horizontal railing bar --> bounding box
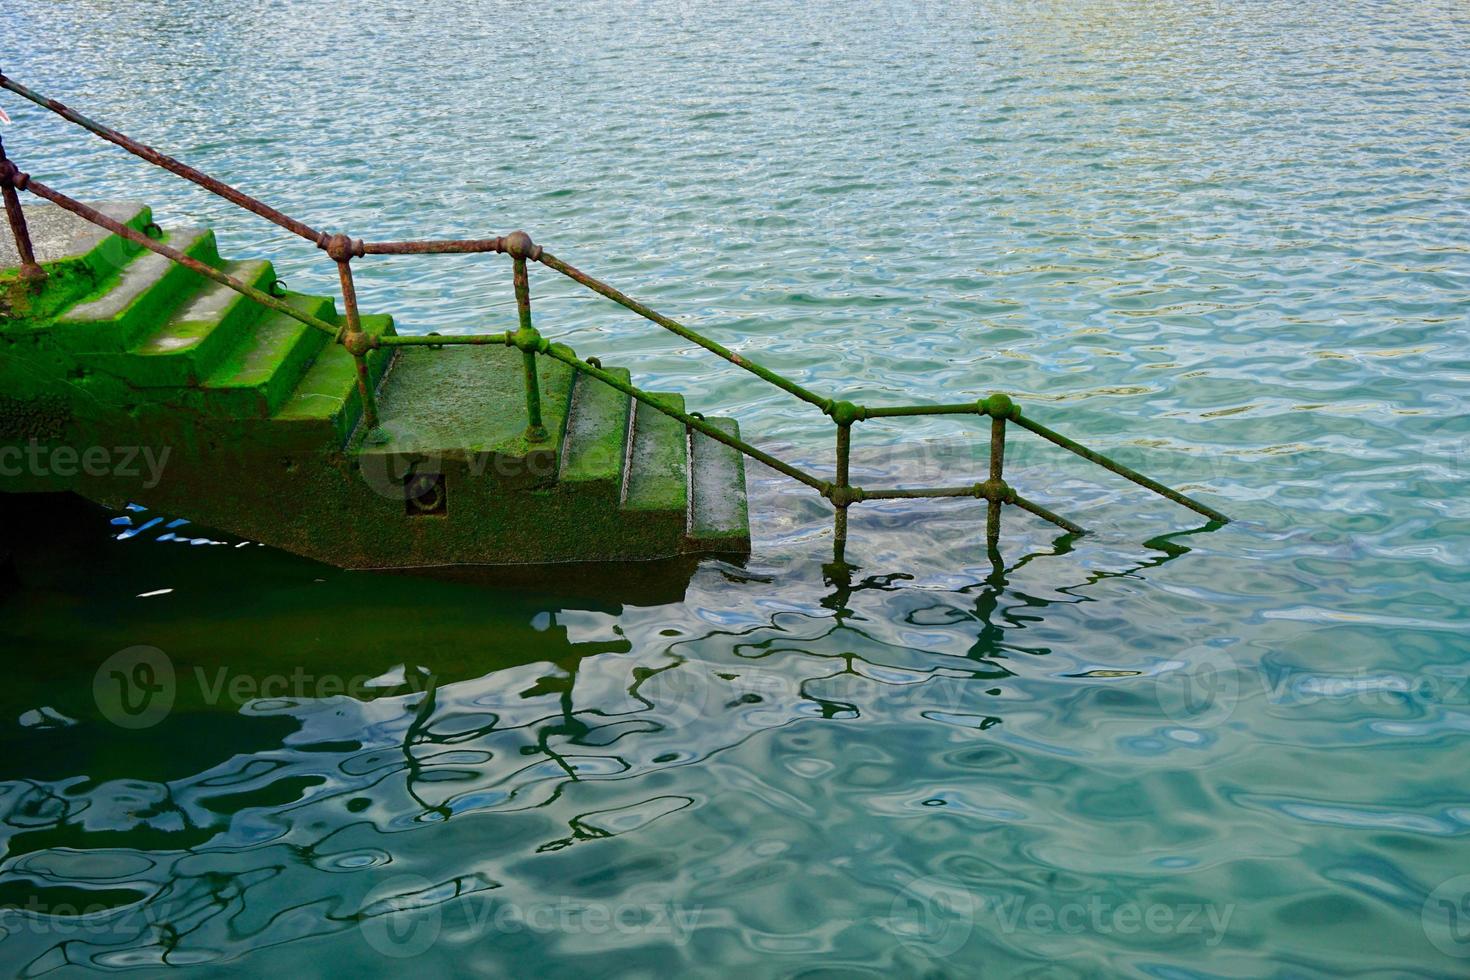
[19,175,339,338]
[861,486,979,500]
[863,403,983,419]
[538,343,829,493]
[537,250,833,412]
[0,74,325,245]
[842,484,1085,535]
[363,238,508,255]
[1010,492,1086,535]
[1012,413,1228,523]
[375,333,513,347]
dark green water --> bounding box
[3,0,1470,975]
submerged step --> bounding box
[623,392,688,513]
[688,417,750,549]
[560,367,632,486]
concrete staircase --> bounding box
[0,203,749,568]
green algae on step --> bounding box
[560,367,633,486]
[58,228,216,348]
[0,201,148,273]
[0,201,153,322]
[137,260,272,353]
[623,392,688,513]
[201,293,335,418]
[362,344,576,463]
[688,416,750,548]
[273,313,395,442]
[123,259,277,386]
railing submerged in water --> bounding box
[0,73,1227,564]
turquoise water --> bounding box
[4,0,1470,974]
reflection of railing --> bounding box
[0,74,1228,560]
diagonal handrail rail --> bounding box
[0,73,1228,563]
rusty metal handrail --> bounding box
[0,74,1229,562]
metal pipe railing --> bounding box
[987,412,1006,548]
[536,249,833,412]
[507,233,546,442]
[0,73,1228,565]
[0,135,42,284]
[1011,412,1228,524]
[832,421,853,562]
[363,237,507,256]
[377,332,513,348]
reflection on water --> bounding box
[1,490,1463,975]
[0,495,1216,974]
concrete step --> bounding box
[273,313,396,446]
[200,292,336,417]
[622,392,688,514]
[58,227,217,350]
[1,201,153,322]
[559,367,632,488]
[1,201,149,275]
[361,343,577,487]
[123,259,275,385]
[687,416,750,551]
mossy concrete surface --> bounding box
[0,202,751,568]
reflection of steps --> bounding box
[0,202,749,568]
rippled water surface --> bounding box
[3,0,1469,975]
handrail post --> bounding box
[825,400,866,566]
[322,234,378,431]
[0,136,45,286]
[833,421,852,564]
[986,411,1006,552]
[506,231,547,443]
[980,393,1086,539]
[979,393,1019,552]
